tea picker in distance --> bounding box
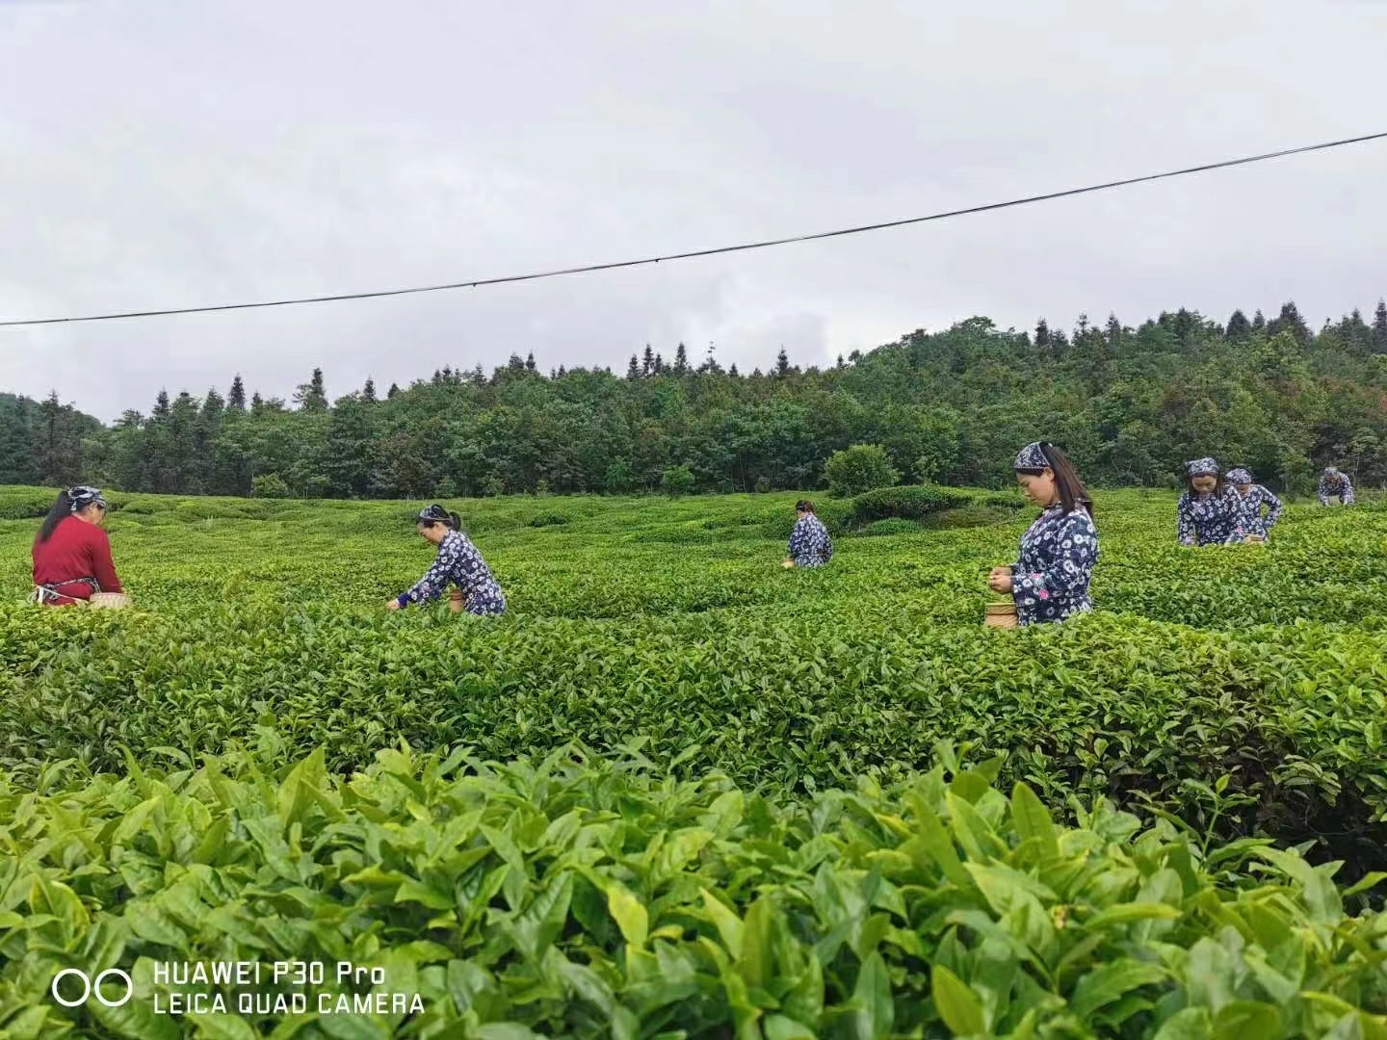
[387,504,506,616]
[1177,458,1243,546]
[30,485,128,607]
[782,499,833,569]
[1226,467,1282,544]
[1318,467,1355,507]
[986,441,1099,626]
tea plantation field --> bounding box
[2,485,1387,1038]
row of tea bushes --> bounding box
[2,746,1385,1037]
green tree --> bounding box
[825,443,899,497]
[1226,310,1251,341]
[227,375,247,410]
[251,473,290,498]
[294,368,328,412]
[660,464,695,497]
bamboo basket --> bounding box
[984,601,1018,629]
[88,592,132,610]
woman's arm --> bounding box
[397,537,461,607]
[787,518,806,558]
[87,527,123,593]
[1176,499,1196,546]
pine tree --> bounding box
[1374,299,1387,354]
[294,368,328,411]
[728,363,739,377]
[775,347,790,378]
[557,365,567,378]
[1269,301,1311,346]
[362,378,377,403]
[836,354,845,369]
[653,353,665,375]
[626,355,641,380]
[250,391,264,413]
[1034,320,1052,349]
[673,342,690,375]
[387,383,400,399]
[1106,313,1122,346]
[153,390,171,420]
[227,374,247,410]
[1251,309,1266,333]
[1226,309,1251,341]
[642,345,654,376]
[525,352,537,373]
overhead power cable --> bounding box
[3,129,1385,329]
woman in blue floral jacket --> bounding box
[784,500,833,568]
[1225,467,1282,542]
[387,504,506,615]
[1176,458,1243,546]
[987,441,1099,626]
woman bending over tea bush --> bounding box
[1319,466,1355,506]
[1226,467,1282,543]
[386,504,506,616]
[30,485,124,606]
[1177,458,1243,546]
[987,442,1098,626]
[783,499,833,568]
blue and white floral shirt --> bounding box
[787,514,833,567]
[398,529,506,615]
[1232,485,1283,538]
[1176,489,1243,546]
[1318,473,1355,506]
[1010,504,1099,626]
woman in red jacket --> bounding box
[31,485,124,606]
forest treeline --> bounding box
[5,299,1387,498]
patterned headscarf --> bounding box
[1013,442,1050,471]
[67,485,107,512]
[1185,458,1219,477]
[1225,468,1253,485]
[1324,467,1340,477]
[417,503,451,523]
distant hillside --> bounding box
[5,298,1387,498]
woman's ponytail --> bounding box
[35,491,72,545]
[448,512,461,530]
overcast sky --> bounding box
[3,0,1386,422]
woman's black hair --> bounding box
[35,490,72,545]
[417,503,461,530]
[795,499,814,513]
[1015,443,1093,518]
[38,485,109,543]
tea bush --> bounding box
[3,745,1385,1037]
[850,484,975,524]
[4,486,1387,1034]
